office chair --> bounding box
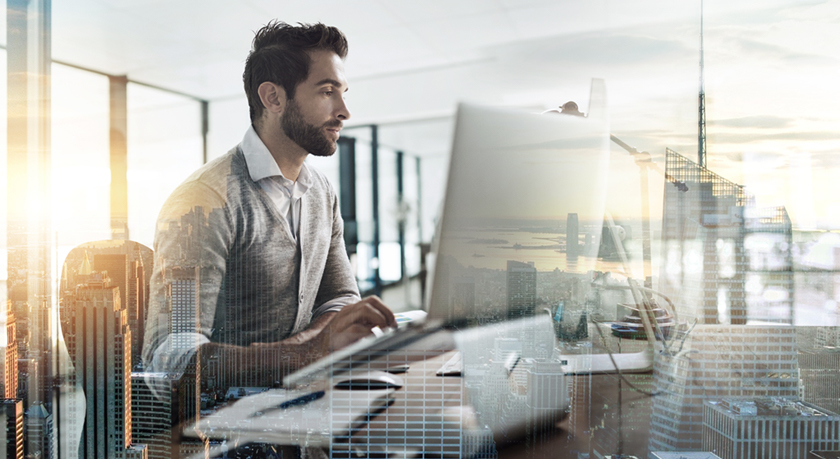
[57,239,153,458]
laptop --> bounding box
[284,79,611,388]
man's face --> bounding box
[281,50,350,157]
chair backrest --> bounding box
[58,239,153,372]
[57,240,154,458]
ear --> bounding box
[257,82,287,116]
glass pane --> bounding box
[51,63,110,263]
[402,155,421,278]
[306,155,340,200]
[127,83,202,248]
[376,149,400,282]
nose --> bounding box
[337,96,351,121]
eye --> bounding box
[324,90,334,97]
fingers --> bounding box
[335,296,396,330]
[359,296,397,328]
[320,296,397,351]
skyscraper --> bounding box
[5,307,18,400]
[25,402,55,459]
[131,371,189,459]
[63,241,151,368]
[507,261,537,319]
[661,149,751,324]
[525,361,566,446]
[703,398,840,459]
[451,276,477,324]
[567,213,580,258]
[1,399,24,459]
[650,325,799,453]
[166,266,202,422]
[95,253,127,310]
[798,350,840,416]
[743,206,794,324]
[167,267,199,353]
[128,253,148,367]
[66,272,133,458]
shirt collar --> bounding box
[242,125,283,182]
[241,126,313,191]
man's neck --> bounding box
[254,124,307,182]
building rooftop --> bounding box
[706,398,838,417]
[651,453,722,459]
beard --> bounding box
[281,99,340,157]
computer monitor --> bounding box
[427,80,611,326]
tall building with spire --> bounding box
[660,149,751,324]
[698,0,707,168]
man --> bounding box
[142,21,396,389]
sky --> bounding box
[598,1,840,228]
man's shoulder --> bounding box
[185,146,248,189]
[157,146,249,222]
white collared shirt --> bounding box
[241,126,313,241]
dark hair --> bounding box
[243,21,348,124]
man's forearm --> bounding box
[197,311,337,388]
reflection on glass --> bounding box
[127,83,203,248]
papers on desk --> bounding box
[559,348,654,374]
[394,309,428,327]
[187,386,396,448]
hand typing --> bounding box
[315,296,396,352]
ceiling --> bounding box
[3,0,836,163]
[48,0,704,100]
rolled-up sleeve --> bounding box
[311,189,361,321]
[142,181,232,378]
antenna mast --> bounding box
[698,0,707,168]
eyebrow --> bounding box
[314,78,348,92]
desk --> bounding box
[191,329,657,459]
[341,332,656,459]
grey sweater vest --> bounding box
[142,146,360,379]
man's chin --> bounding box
[309,145,338,157]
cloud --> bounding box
[708,130,840,144]
[710,115,793,129]
[720,151,744,163]
[717,34,835,66]
[500,32,692,67]
[809,150,840,167]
